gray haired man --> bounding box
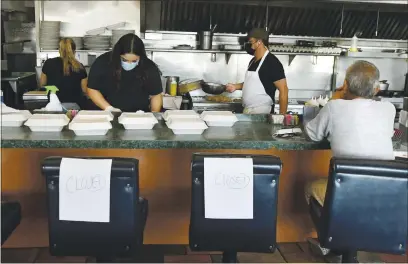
[304,60,396,255]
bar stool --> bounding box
[189,153,282,263]
[1,202,21,245]
[308,158,408,263]
[42,157,148,261]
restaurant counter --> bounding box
[0,114,403,248]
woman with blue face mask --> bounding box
[87,33,163,112]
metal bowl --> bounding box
[201,82,226,95]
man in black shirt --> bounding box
[226,28,289,114]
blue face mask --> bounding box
[121,60,139,71]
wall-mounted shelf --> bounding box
[38,48,408,60]
[345,51,408,59]
[39,48,341,57]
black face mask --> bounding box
[244,42,256,55]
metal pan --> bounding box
[201,82,226,95]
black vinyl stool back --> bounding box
[42,157,148,259]
[314,158,408,262]
[1,202,21,245]
[189,154,282,262]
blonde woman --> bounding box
[40,38,88,107]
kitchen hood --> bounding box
[142,0,408,40]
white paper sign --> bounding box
[204,157,254,219]
[59,158,112,223]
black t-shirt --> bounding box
[248,53,286,103]
[42,57,87,105]
[87,52,162,112]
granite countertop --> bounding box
[0,114,401,150]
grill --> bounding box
[153,0,408,40]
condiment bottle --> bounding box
[170,80,177,96]
[350,35,358,52]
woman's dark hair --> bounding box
[110,33,161,89]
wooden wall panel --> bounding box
[1,148,332,247]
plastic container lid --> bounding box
[200,111,238,122]
[75,110,114,121]
[25,114,69,127]
[166,117,208,130]
[118,112,158,125]
[69,118,112,130]
[163,110,199,121]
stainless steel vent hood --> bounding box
[142,0,408,40]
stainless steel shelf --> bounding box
[39,49,407,58]
[345,51,408,59]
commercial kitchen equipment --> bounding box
[1,72,37,109]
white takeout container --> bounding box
[1,110,32,127]
[69,117,112,136]
[119,112,158,130]
[74,110,114,121]
[163,110,199,121]
[200,111,238,127]
[166,117,208,135]
[25,114,69,132]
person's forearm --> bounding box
[87,88,111,110]
[150,94,163,112]
[39,73,47,87]
[279,92,288,114]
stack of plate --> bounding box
[111,29,135,46]
[67,37,83,50]
[40,21,61,50]
[83,35,111,50]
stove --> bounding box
[191,96,243,113]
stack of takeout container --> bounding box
[25,114,69,132]
[164,110,207,135]
[119,112,158,130]
[200,111,238,127]
[69,110,113,136]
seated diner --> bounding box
[303,60,396,255]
